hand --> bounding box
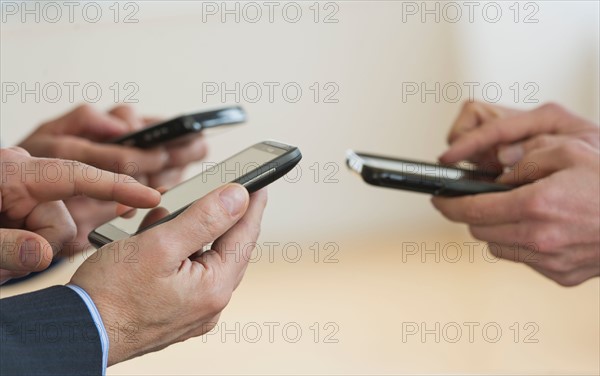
[70,184,267,365]
[19,104,207,254]
[440,102,599,168]
[432,139,600,286]
[0,147,160,284]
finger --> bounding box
[115,186,168,215]
[16,156,161,208]
[0,270,30,285]
[447,101,507,145]
[58,136,169,175]
[142,116,163,126]
[7,146,30,156]
[440,104,567,164]
[138,183,249,267]
[27,201,77,256]
[50,104,130,140]
[469,224,554,256]
[431,188,528,226]
[211,188,268,289]
[528,258,600,287]
[165,136,208,168]
[496,134,570,167]
[0,228,54,271]
[108,105,144,130]
[497,140,585,185]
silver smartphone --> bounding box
[346,150,512,196]
[89,140,302,247]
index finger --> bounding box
[447,101,506,145]
[24,158,161,208]
[440,104,563,164]
[431,187,528,226]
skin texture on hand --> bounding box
[0,147,160,284]
[432,102,600,286]
[440,102,600,166]
[70,184,267,365]
[18,104,208,255]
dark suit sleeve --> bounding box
[0,285,103,375]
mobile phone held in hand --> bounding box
[346,150,513,196]
[109,106,246,148]
[89,140,302,247]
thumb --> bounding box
[0,229,54,272]
[137,183,250,267]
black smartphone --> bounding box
[109,106,246,148]
[346,150,512,196]
[89,140,302,247]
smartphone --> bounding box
[109,106,246,148]
[89,140,302,247]
[346,150,512,196]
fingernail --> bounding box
[497,144,524,166]
[19,240,41,269]
[219,184,247,216]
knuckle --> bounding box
[461,100,479,112]
[540,257,572,275]
[207,293,231,313]
[74,103,95,118]
[531,135,554,149]
[7,146,30,157]
[112,104,134,114]
[467,226,484,241]
[557,140,585,161]
[539,102,566,117]
[527,226,560,253]
[47,140,65,159]
[167,150,185,167]
[151,234,171,252]
[553,274,582,287]
[201,320,219,333]
[462,198,485,224]
[522,191,550,220]
[486,242,503,259]
[204,282,232,313]
[114,153,134,174]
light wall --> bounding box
[1,1,599,374]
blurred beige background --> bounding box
[1,1,599,374]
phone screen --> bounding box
[95,143,287,241]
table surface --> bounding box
[2,230,598,375]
